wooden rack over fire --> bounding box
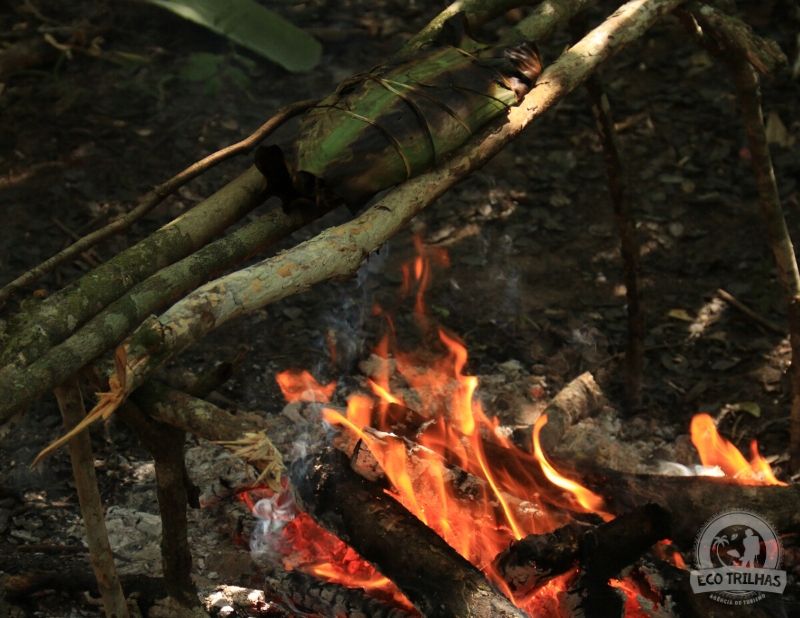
[0,0,795,617]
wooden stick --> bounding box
[677,6,797,468]
[117,403,199,609]
[729,60,800,472]
[0,99,316,308]
[512,372,605,454]
[493,504,670,596]
[685,2,787,75]
[36,0,681,459]
[0,165,267,372]
[585,75,644,410]
[716,288,784,335]
[574,465,800,549]
[54,378,130,618]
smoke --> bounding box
[250,489,298,564]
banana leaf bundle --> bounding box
[257,28,542,210]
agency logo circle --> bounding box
[690,509,786,605]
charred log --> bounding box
[265,568,416,618]
[493,504,670,596]
[291,447,525,618]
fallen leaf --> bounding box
[668,308,693,322]
[765,111,794,148]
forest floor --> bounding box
[1,0,799,616]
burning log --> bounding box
[493,504,671,596]
[291,446,526,618]
[345,426,555,532]
[575,466,800,549]
[265,569,416,618]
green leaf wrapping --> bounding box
[286,41,541,206]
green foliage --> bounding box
[144,0,322,72]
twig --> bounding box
[54,378,130,618]
[686,2,787,75]
[585,73,644,410]
[400,0,537,57]
[677,5,797,469]
[51,216,102,267]
[31,0,682,459]
[0,98,316,308]
[716,288,784,335]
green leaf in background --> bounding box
[144,0,322,73]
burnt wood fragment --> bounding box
[290,447,525,618]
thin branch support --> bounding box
[118,403,199,609]
[585,76,644,410]
[54,378,130,618]
[729,60,800,471]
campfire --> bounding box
[234,242,788,617]
[1,0,797,617]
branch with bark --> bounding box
[0,99,316,308]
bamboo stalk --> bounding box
[0,99,316,310]
[31,0,682,462]
[54,378,130,618]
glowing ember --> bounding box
[248,488,412,610]
[690,413,786,486]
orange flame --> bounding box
[690,413,786,486]
[275,369,336,403]
[532,415,610,517]
[266,239,662,614]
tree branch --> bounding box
[0,99,316,308]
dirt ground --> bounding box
[1,0,799,616]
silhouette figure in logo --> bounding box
[740,528,761,568]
